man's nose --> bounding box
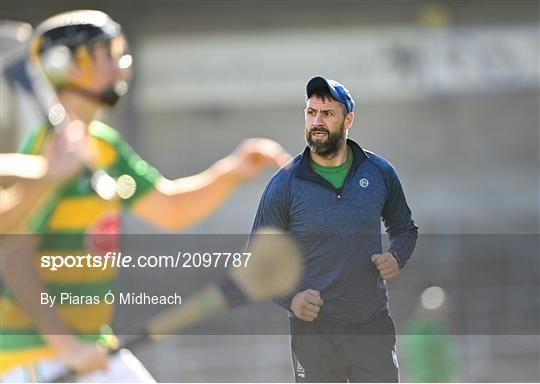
[312,111,324,126]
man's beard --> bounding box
[305,124,346,157]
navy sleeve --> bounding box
[250,176,289,233]
[249,174,296,310]
[381,163,418,269]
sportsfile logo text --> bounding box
[40,251,252,271]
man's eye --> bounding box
[324,111,332,117]
[307,110,316,116]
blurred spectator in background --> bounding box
[404,286,458,382]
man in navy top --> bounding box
[251,76,418,382]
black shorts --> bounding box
[289,311,399,383]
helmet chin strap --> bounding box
[61,83,121,107]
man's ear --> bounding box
[344,111,355,130]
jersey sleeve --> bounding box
[18,125,49,155]
[88,121,161,207]
[380,161,418,268]
[17,125,56,233]
[114,137,161,207]
[249,172,295,310]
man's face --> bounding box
[89,35,131,91]
[304,96,352,156]
[69,35,132,104]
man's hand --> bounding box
[54,337,109,375]
[290,289,323,322]
[228,138,291,181]
[371,252,400,280]
[43,120,89,182]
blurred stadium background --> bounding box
[1,1,539,382]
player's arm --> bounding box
[2,181,50,234]
[1,154,47,233]
[1,121,88,234]
[0,154,71,234]
[372,162,418,279]
[0,153,48,183]
[132,138,290,230]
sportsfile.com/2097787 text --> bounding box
[40,251,252,271]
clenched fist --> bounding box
[371,252,400,280]
[290,289,323,322]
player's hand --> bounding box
[43,120,89,182]
[228,138,291,181]
[371,252,400,280]
[290,289,323,322]
[56,338,109,375]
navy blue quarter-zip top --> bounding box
[251,139,418,324]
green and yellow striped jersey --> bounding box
[1,121,160,373]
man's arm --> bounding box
[1,121,88,234]
[0,153,48,183]
[249,169,298,311]
[1,178,56,234]
[1,154,50,233]
[250,168,325,320]
[374,164,418,270]
[132,138,290,230]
